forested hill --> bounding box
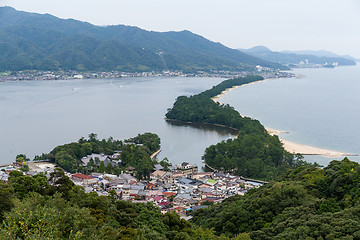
[0,7,286,72]
[192,158,360,239]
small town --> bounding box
[0,68,296,82]
[0,156,266,219]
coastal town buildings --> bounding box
[0,69,296,82]
[2,160,266,217]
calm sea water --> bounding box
[221,64,360,166]
[1,66,358,167]
[0,76,237,166]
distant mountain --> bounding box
[238,46,356,66]
[281,49,359,62]
[0,7,286,72]
[243,46,272,53]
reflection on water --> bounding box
[157,120,237,171]
[165,120,238,136]
[166,119,238,137]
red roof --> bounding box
[153,196,163,202]
[72,173,95,179]
[159,202,170,206]
[175,206,186,210]
[163,192,177,197]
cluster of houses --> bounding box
[68,161,266,217]
[80,152,122,168]
[0,68,296,83]
[0,160,266,217]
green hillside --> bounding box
[0,7,287,72]
[192,158,360,239]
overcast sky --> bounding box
[2,0,360,58]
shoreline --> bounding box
[150,149,162,160]
[211,78,270,102]
[212,79,357,159]
[266,127,356,158]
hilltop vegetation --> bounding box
[192,158,360,239]
[36,133,160,179]
[3,156,360,239]
[0,7,286,72]
[0,168,229,239]
[166,75,310,180]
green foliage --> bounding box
[99,161,105,173]
[192,158,360,239]
[203,134,296,180]
[160,157,171,171]
[165,76,271,137]
[0,173,229,239]
[16,154,29,164]
[0,181,14,221]
[0,193,98,239]
[9,173,42,199]
[19,164,29,172]
[49,168,75,198]
[126,132,161,153]
[43,133,160,179]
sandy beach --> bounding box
[266,127,353,158]
[213,82,355,158]
[211,79,269,102]
[280,139,351,158]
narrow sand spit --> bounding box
[212,83,356,158]
[266,127,354,158]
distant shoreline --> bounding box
[212,79,357,159]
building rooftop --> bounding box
[72,173,95,179]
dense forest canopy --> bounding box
[166,75,265,132]
[192,158,360,239]
[0,168,231,239]
[0,7,286,72]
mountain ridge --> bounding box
[238,45,356,66]
[0,7,286,72]
[281,49,359,62]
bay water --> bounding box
[1,65,359,168]
[0,77,236,166]
[220,64,360,166]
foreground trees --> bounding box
[1,168,228,239]
[192,158,360,239]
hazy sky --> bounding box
[2,0,360,58]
